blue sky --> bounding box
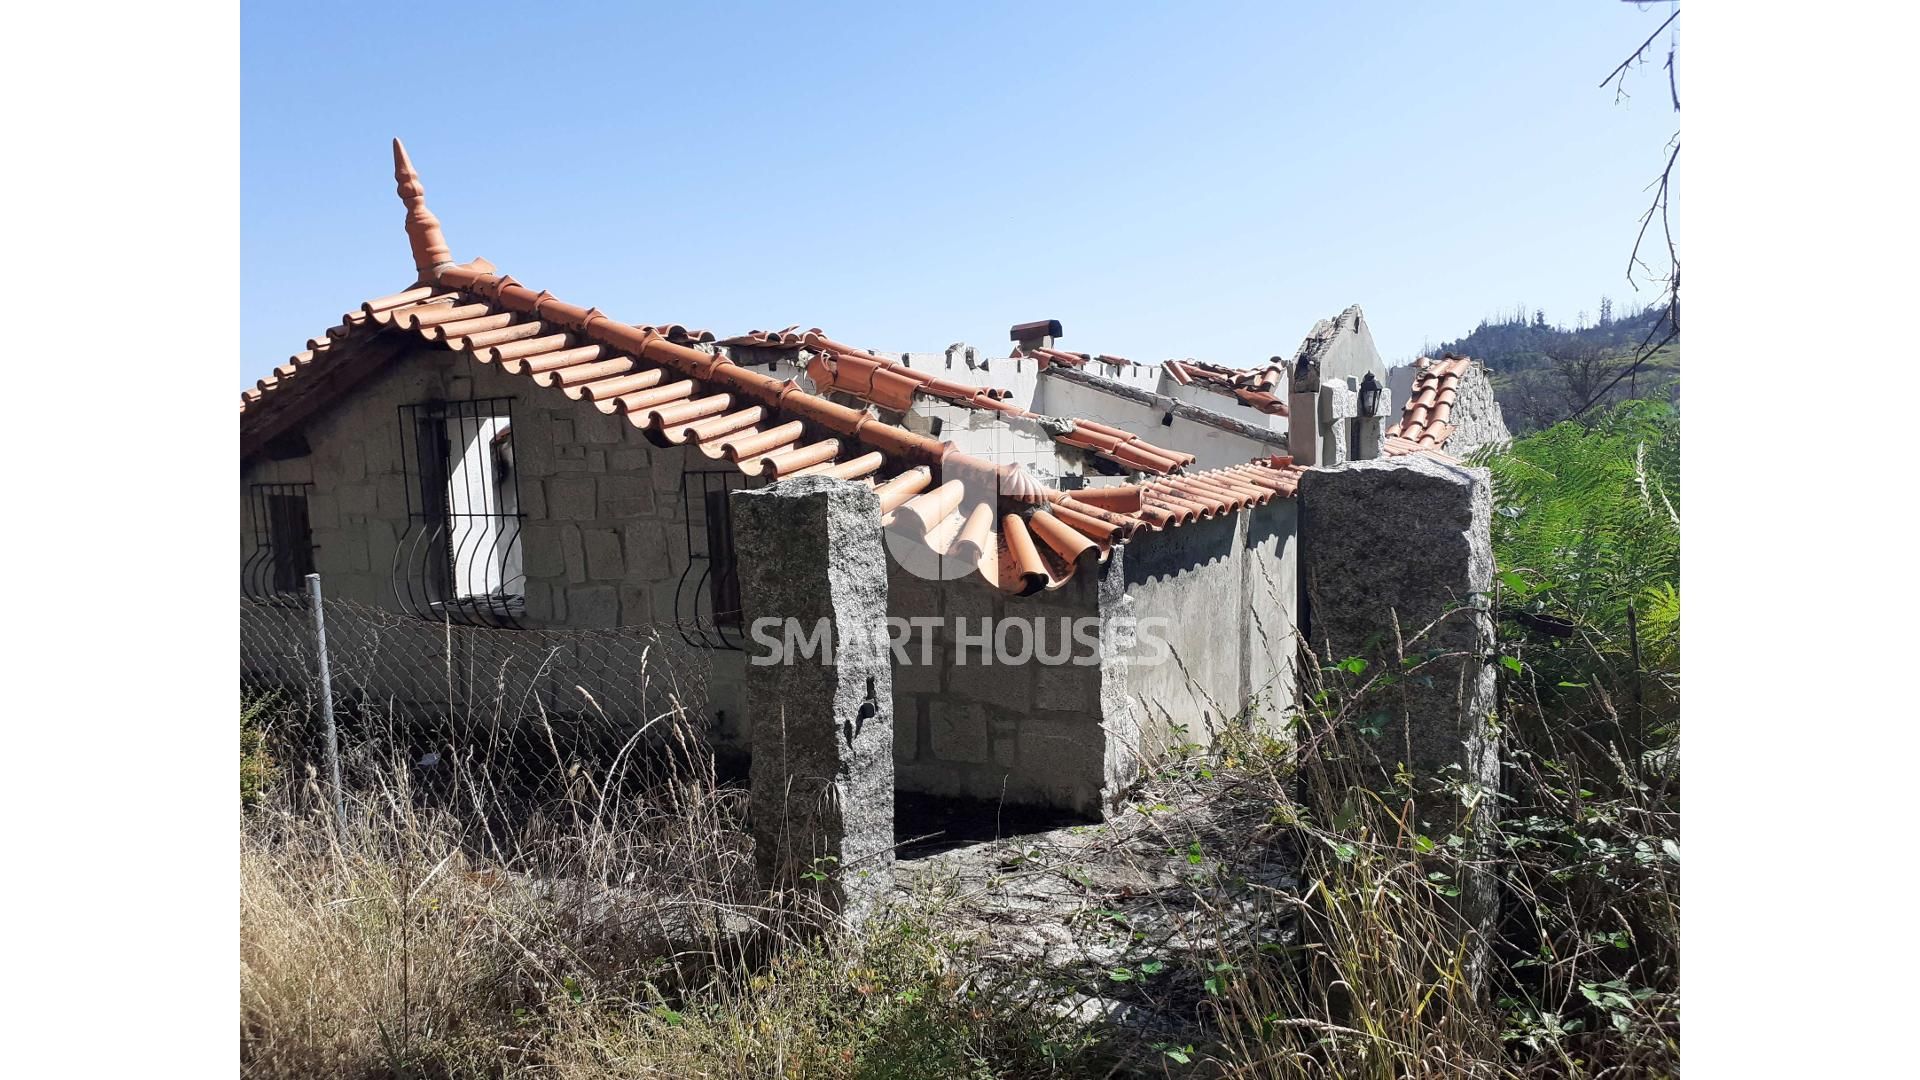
[242,1,1679,384]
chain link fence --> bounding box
[241,580,721,813]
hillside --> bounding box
[1404,302,1680,434]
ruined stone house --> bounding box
[240,141,1477,820]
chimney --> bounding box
[1010,319,1063,352]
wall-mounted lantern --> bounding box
[1358,371,1383,417]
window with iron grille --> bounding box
[243,483,315,599]
[675,469,758,649]
[395,397,526,625]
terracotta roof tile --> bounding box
[240,140,1304,597]
[1012,345,1145,373]
[1161,358,1288,415]
[717,326,809,348]
[1023,346,1088,369]
[1388,354,1475,449]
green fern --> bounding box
[1473,400,1680,699]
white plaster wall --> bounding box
[1158,378,1288,432]
[903,401,1081,479]
[1387,363,1420,414]
[1116,500,1299,760]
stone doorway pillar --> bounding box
[733,476,895,926]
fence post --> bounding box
[306,573,346,837]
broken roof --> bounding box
[800,334,1195,475]
[1162,358,1288,416]
[239,140,1304,598]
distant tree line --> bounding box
[1408,301,1679,435]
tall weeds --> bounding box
[1195,403,1680,1078]
[240,694,1080,1079]
[239,693,757,1077]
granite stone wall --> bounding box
[1297,455,1497,786]
[1435,361,1510,456]
[734,477,895,922]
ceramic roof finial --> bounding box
[392,138,453,276]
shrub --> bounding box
[241,695,280,809]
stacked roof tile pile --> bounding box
[1388,355,1472,449]
[1162,359,1288,416]
[239,140,1300,598]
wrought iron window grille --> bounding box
[394,397,527,627]
[243,483,316,601]
[675,468,759,650]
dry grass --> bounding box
[242,691,747,1078]
[238,700,1082,1079]
[242,616,1675,1079]
[241,817,547,1076]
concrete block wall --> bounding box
[241,344,745,738]
[877,499,1298,818]
[885,558,1110,815]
